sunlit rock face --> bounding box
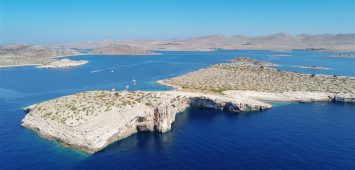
[21,90,270,153]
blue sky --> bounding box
[1,0,354,44]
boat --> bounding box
[132,78,136,85]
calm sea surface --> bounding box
[0,50,354,169]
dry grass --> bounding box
[162,63,355,94]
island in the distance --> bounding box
[37,59,88,68]
[21,58,355,154]
[0,44,158,68]
[0,45,80,68]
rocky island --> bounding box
[160,61,355,102]
[21,90,269,153]
[0,45,80,68]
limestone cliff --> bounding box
[21,91,270,153]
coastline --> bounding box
[21,90,271,153]
[0,64,41,68]
[18,56,355,154]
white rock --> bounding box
[21,90,270,153]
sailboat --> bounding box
[132,78,137,85]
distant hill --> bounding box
[0,45,80,67]
[91,44,158,55]
[55,33,354,51]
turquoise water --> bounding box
[0,50,354,169]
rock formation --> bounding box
[21,90,270,153]
[37,59,88,68]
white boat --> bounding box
[132,78,136,85]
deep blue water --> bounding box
[0,50,354,169]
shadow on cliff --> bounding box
[74,107,267,169]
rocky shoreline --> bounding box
[0,44,157,68]
[291,65,331,70]
[21,91,270,153]
[20,59,355,154]
[37,59,88,68]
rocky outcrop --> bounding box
[21,90,270,154]
[223,90,355,103]
[333,93,355,102]
[37,59,88,68]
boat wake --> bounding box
[90,61,207,74]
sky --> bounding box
[0,0,354,44]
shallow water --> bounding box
[0,50,354,169]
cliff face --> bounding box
[21,91,270,153]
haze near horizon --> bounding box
[0,0,354,44]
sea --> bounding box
[0,50,354,169]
